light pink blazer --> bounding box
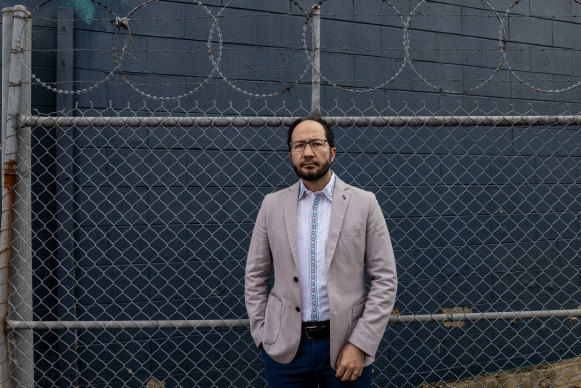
[245,177,397,368]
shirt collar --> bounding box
[298,173,336,202]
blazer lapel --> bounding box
[284,182,300,269]
[326,177,350,271]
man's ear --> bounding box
[330,147,337,163]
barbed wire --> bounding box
[204,0,312,98]
[25,45,581,54]
[33,12,581,23]
[406,0,507,94]
[32,77,581,89]
[302,0,408,93]
[17,0,125,95]
[112,0,222,100]
[502,0,581,93]
[13,0,581,98]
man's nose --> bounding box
[303,142,315,156]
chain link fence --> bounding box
[2,100,578,387]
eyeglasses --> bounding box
[290,139,328,152]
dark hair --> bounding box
[287,117,335,151]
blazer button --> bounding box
[293,277,298,282]
[295,307,301,312]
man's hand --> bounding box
[335,342,365,382]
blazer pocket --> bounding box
[340,225,365,234]
[349,301,366,334]
[262,294,283,345]
[338,226,366,265]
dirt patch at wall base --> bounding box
[418,357,581,388]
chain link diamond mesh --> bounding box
[5,100,580,387]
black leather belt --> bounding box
[301,321,330,340]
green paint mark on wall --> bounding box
[63,0,96,24]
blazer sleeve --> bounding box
[245,196,273,348]
[348,193,398,358]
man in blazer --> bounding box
[245,117,397,387]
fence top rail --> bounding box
[18,115,581,128]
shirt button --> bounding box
[295,307,301,312]
[293,277,298,282]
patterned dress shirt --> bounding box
[296,173,336,322]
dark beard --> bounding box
[292,158,331,181]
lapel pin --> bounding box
[342,194,347,200]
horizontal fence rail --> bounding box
[19,114,581,128]
[9,309,581,330]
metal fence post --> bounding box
[3,5,32,388]
[310,5,321,117]
[0,8,16,386]
[2,8,13,193]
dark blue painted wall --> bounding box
[1,0,580,386]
